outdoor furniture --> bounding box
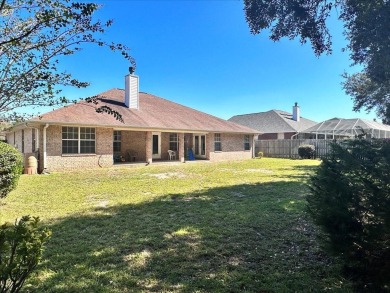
[126,150,138,162]
[168,150,176,160]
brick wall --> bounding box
[284,132,297,139]
[45,125,113,171]
[120,131,181,162]
[38,125,44,172]
[258,133,278,140]
[161,132,170,160]
[206,133,212,160]
[120,131,147,161]
[208,133,253,161]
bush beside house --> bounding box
[308,139,390,291]
[0,142,23,198]
[0,142,51,293]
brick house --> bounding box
[6,72,258,172]
[228,103,317,140]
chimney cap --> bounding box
[294,102,298,106]
[129,66,135,74]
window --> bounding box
[21,130,24,153]
[113,131,121,152]
[32,129,36,152]
[214,133,221,151]
[62,127,95,154]
[80,128,95,153]
[244,135,250,150]
[169,133,178,151]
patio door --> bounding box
[194,134,206,158]
[152,132,161,159]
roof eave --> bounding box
[23,120,259,134]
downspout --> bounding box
[290,132,299,140]
[43,124,49,171]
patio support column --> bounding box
[146,131,153,164]
[179,133,185,163]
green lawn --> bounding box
[1,158,352,292]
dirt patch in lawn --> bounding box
[148,172,186,179]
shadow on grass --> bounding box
[28,181,348,293]
[282,164,320,181]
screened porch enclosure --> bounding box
[297,118,390,139]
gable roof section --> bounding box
[30,89,258,134]
[228,110,317,133]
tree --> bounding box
[0,0,134,121]
[243,0,390,123]
[308,139,390,290]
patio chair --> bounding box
[168,150,176,160]
[126,150,138,162]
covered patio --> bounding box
[112,130,209,164]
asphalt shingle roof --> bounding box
[31,89,258,134]
[228,110,317,133]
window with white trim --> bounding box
[113,130,121,153]
[214,133,221,151]
[244,135,250,150]
[62,127,95,154]
[169,133,178,151]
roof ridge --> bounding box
[230,109,284,118]
[142,92,253,128]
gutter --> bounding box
[290,132,299,140]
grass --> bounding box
[0,158,352,292]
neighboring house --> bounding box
[228,103,317,140]
[6,72,258,172]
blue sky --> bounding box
[59,0,377,123]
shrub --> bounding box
[0,216,51,293]
[298,144,315,159]
[257,151,263,159]
[0,142,23,198]
[308,139,390,290]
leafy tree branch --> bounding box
[244,0,390,122]
[0,0,135,121]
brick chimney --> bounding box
[292,102,300,122]
[125,67,139,109]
